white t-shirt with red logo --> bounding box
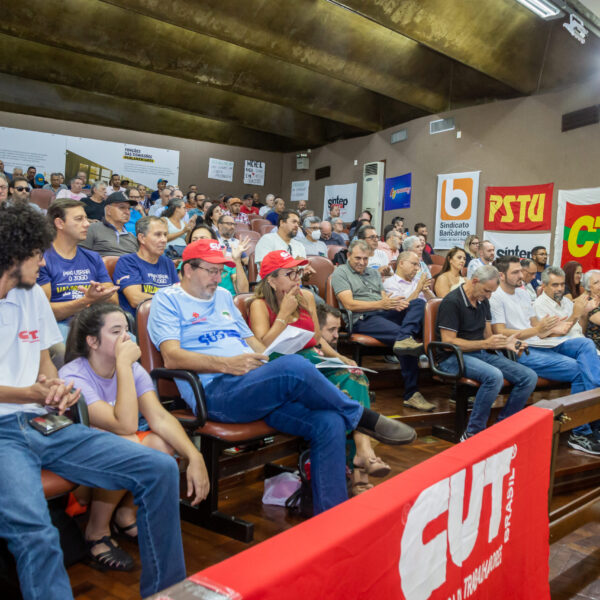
[0,284,62,417]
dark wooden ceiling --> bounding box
[0,0,597,151]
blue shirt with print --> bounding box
[113,253,179,316]
[147,285,253,412]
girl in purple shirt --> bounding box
[60,303,209,571]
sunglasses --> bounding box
[14,186,28,192]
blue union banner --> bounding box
[384,172,412,211]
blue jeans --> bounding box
[439,351,538,435]
[204,355,364,514]
[519,337,600,435]
[0,412,185,600]
[352,299,425,399]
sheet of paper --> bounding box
[263,325,315,356]
[314,357,377,373]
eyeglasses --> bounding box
[14,186,28,192]
[282,269,303,281]
[365,234,379,240]
[221,221,235,226]
[195,265,224,277]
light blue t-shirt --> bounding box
[147,285,253,412]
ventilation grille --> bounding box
[562,105,599,132]
[391,129,407,144]
[364,163,379,176]
[429,117,455,135]
[315,166,331,180]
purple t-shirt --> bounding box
[59,357,154,408]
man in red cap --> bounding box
[148,240,416,514]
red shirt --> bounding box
[264,304,318,349]
[240,205,259,215]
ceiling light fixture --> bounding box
[515,0,562,19]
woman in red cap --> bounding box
[249,250,390,495]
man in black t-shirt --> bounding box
[435,264,537,440]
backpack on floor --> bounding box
[285,449,313,518]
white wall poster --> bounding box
[208,157,234,182]
[243,160,265,186]
[290,180,310,202]
[323,183,357,222]
[434,171,480,249]
[483,231,552,261]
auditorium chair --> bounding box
[247,213,262,222]
[102,255,119,280]
[422,299,568,442]
[247,253,258,284]
[305,256,335,300]
[325,275,388,365]
[251,218,270,233]
[30,188,55,210]
[429,264,442,278]
[430,254,445,266]
[258,223,275,237]
[136,299,284,542]
[234,230,261,243]
[326,245,346,263]
[234,223,250,233]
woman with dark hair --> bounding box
[564,260,584,300]
[434,247,466,297]
[249,250,390,495]
[164,199,196,258]
[204,203,222,234]
[349,210,373,239]
[463,235,480,268]
[59,304,209,571]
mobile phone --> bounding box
[29,413,74,436]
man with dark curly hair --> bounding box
[0,204,187,599]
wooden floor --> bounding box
[60,356,600,599]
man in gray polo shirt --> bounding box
[331,240,433,411]
[80,192,139,256]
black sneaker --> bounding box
[567,433,600,456]
[459,431,473,443]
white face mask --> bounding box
[310,230,321,241]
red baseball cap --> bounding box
[259,250,308,279]
[182,239,235,267]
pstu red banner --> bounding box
[180,407,552,600]
[484,183,553,231]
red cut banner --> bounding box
[560,201,600,271]
[160,407,552,600]
[484,183,553,231]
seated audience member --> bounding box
[250,252,391,494]
[320,220,346,247]
[490,258,600,453]
[520,258,538,301]
[148,239,415,514]
[434,247,466,297]
[0,203,186,598]
[384,251,436,302]
[402,235,432,276]
[227,196,249,225]
[436,264,537,439]
[254,209,307,267]
[113,216,179,317]
[216,214,250,266]
[332,217,349,243]
[259,193,275,217]
[332,240,432,411]
[379,229,403,262]
[204,202,223,234]
[38,199,117,342]
[43,172,67,194]
[124,187,146,235]
[80,181,108,221]
[106,173,126,195]
[33,173,47,189]
[266,196,285,225]
[187,224,249,294]
[466,240,495,279]
[75,170,91,190]
[357,225,390,272]
[148,186,172,217]
[296,199,308,213]
[186,191,199,212]
[12,166,24,181]
[530,246,548,285]
[0,174,8,204]
[198,198,212,218]
[414,223,434,255]
[164,199,196,258]
[252,192,262,208]
[148,178,168,204]
[0,159,11,182]
[26,165,37,188]
[8,176,42,212]
[326,204,341,222]
[563,260,584,300]
[300,216,328,256]
[240,193,259,216]
[57,177,87,201]
[463,235,479,268]
[59,304,209,571]
[349,211,372,239]
[583,270,600,352]
[80,192,139,257]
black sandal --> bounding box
[111,520,138,543]
[87,536,134,571]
